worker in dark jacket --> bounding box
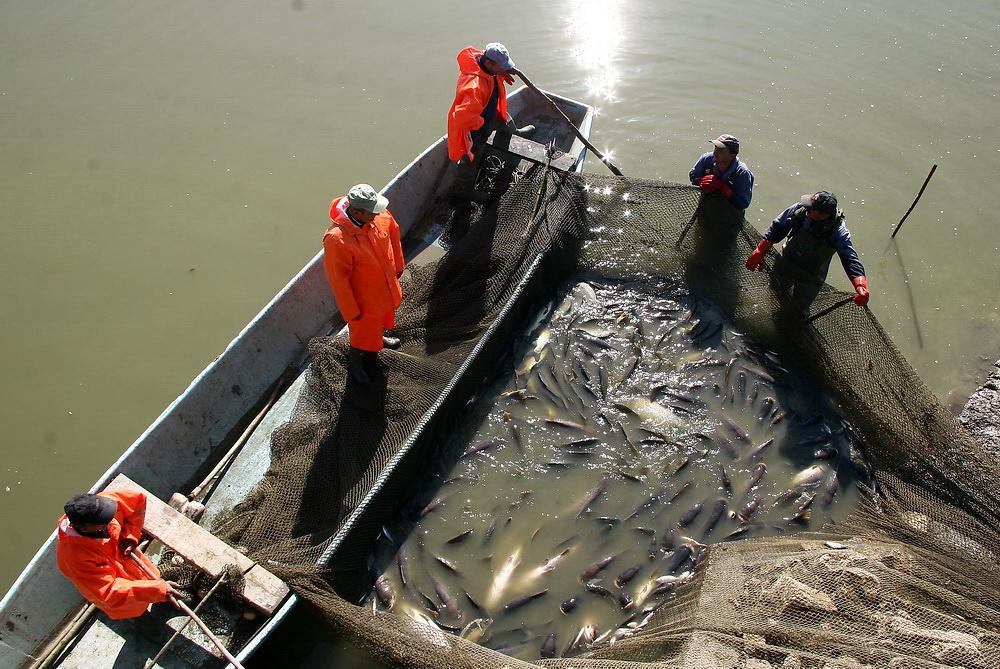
[689,134,755,211]
[746,191,870,316]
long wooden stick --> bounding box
[510,68,625,177]
[143,572,229,669]
[189,370,289,500]
[891,164,937,238]
[129,552,246,669]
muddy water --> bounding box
[367,275,865,660]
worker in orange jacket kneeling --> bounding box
[323,183,406,384]
[56,490,182,619]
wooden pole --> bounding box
[129,552,246,669]
[891,164,937,238]
[510,68,625,177]
[189,370,289,500]
[144,572,230,669]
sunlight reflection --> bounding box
[566,0,622,101]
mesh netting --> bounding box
[215,169,1000,668]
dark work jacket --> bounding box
[763,204,865,282]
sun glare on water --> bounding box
[566,0,623,102]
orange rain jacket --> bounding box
[447,46,510,161]
[323,196,405,323]
[56,490,167,620]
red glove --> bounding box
[852,276,870,306]
[501,72,515,85]
[716,180,734,199]
[746,239,772,271]
[698,174,717,192]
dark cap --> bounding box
[799,191,838,214]
[64,493,117,525]
[710,134,740,155]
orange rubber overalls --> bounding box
[56,490,167,620]
[447,46,510,162]
[323,196,405,352]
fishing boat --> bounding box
[0,85,594,669]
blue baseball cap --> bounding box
[483,43,515,71]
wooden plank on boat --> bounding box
[490,134,579,172]
[104,474,289,615]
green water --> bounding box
[1,0,997,646]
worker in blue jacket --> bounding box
[746,191,870,316]
[689,134,755,211]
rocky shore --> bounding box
[959,359,1000,459]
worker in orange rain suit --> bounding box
[56,490,182,619]
[323,183,406,385]
[447,43,536,201]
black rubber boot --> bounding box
[347,347,371,384]
[382,335,401,350]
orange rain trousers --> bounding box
[56,490,168,620]
[323,196,405,352]
[447,46,509,162]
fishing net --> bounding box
[212,168,1000,669]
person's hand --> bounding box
[164,581,191,601]
[698,174,717,192]
[118,537,138,556]
[501,72,515,85]
[746,239,773,271]
[852,276,870,306]
[717,180,734,199]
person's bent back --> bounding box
[56,490,177,619]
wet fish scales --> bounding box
[703,500,728,535]
[615,564,643,587]
[581,554,617,579]
[678,502,704,527]
[502,589,548,613]
[540,632,558,658]
[447,529,473,544]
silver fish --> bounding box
[581,553,618,579]
[447,529,473,544]
[678,502,704,527]
[502,589,547,613]
[615,564,643,587]
[703,500,728,535]
[743,463,767,495]
[374,574,395,610]
[819,471,839,507]
[540,632,558,658]
[747,437,775,460]
[791,465,827,487]
[574,474,609,518]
